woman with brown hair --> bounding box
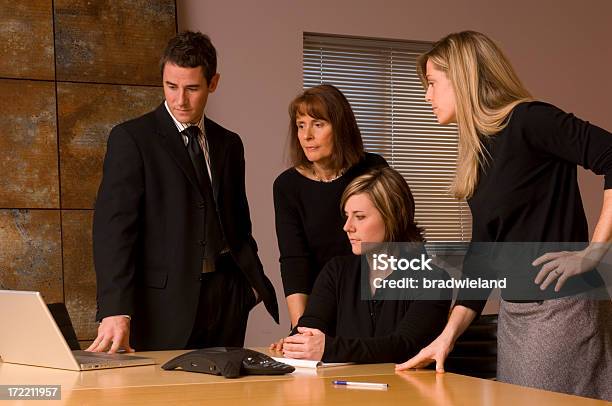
[271,167,450,362]
[396,31,612,401]
[274,84,387,327]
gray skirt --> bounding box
[498,296,612,401]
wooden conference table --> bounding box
[0,348,609,405]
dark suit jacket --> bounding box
[93,103,278,350]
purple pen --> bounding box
[332,380,389,389]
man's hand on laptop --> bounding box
[86,315,135,353]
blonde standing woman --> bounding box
[395,31,612,401]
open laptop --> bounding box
[0,290,154,371]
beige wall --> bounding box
[177,0,612,345]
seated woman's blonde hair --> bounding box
[341,167,424,242]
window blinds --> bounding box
[303,33,471,242]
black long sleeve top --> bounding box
[296,255,451,363]
[457,101,612,314]
[273,153,387,296]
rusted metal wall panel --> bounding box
[0,79,59,208]
[54,0,176,85]
[58,83,162,208]
[0,1,55,80]
[0,209,63,303]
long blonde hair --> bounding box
[417,31,533,199]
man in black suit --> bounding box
[88,31,278,352]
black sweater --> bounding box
[458,102,612,314]
[296,255,450,363]
[273,153,387,296]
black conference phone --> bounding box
[161,347,295,378]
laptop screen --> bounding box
[0,290,82,370]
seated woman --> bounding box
[270,167,450,363]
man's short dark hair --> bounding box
[160,31,217,84]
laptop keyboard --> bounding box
[73,350,140,362]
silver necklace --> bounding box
[312,167,345,182]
